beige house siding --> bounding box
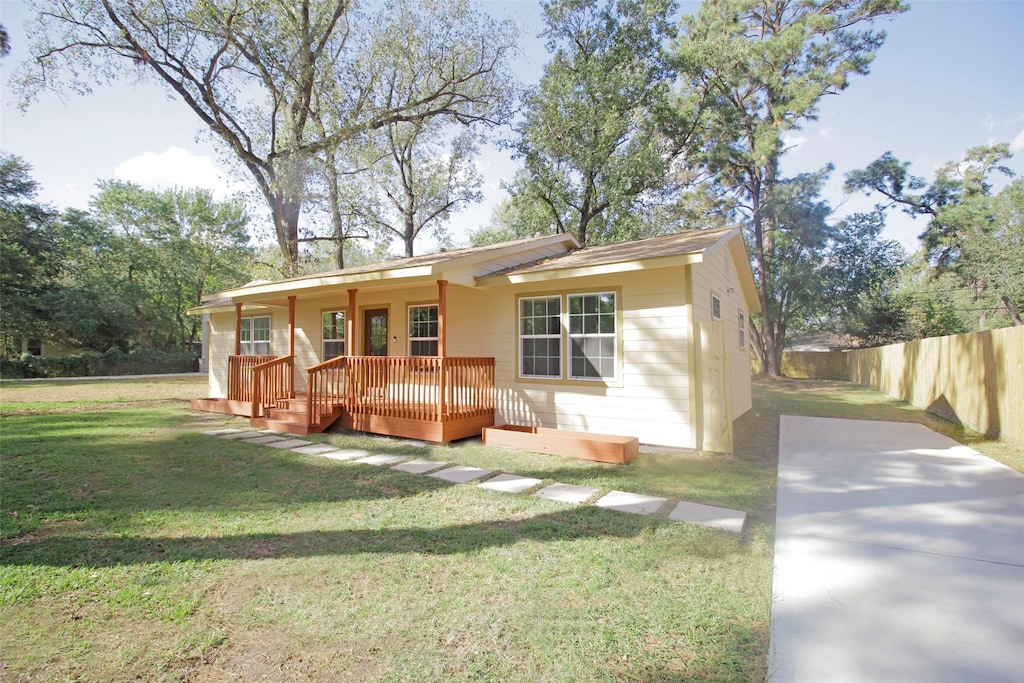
[448,269,694,449]
[689,244,754,420]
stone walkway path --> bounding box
[200,427,746,533]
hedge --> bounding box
[0,348,199,379]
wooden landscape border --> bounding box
[482,425,639,465]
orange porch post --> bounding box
[347,289,357,357]
[234,302,243,356]
[287,295,296,397]
[437,280,448,419]
[437,279,448,358]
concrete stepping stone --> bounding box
[594,490,667,516]
[391,459,449,474]
[218,431,265,440]
[533,483,598,504]
[356,454,409,466]
[291,443,343,455]
[320,449,371,461]
[264,439,311,449]
[429,465,491,484]
[395,440,428,449]
[479,473,543,494]
[203,428,244,436]
[245,435,289,445]
[669,501,746,533]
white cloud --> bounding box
[1010,127,1024,153]
[819,126,833,141]
[114,147,244,198]
[782,134,806,151]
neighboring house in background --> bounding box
[17,338,86,358]
[189,226,759,453]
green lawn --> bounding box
[1,375,1018,681]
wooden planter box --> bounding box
[482,425,639,465]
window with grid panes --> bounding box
[519,296,562,378]
[408,304,439,356]
[322,311,346,360]
[568,292,616,380]
[240,316,271,355]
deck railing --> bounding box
[227,355,281,402]
[250,355,294,418]
[306,355,348,430]
[305,356,495,429]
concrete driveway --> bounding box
[769,416,1024,682]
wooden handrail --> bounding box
[306,355,348,431]
[336,356,495,422]
[228,355,280,402]
[250,355,294,419]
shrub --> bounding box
[0,349,199,379]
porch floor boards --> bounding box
[197,394,495,441]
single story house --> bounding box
[189,225,759,453]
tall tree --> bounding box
[17,0,516,275]
[347,122,483,257]
[511,0,691,246]
[86,181,252,350]
[0,153,61,353]
[845,144,1021,326]
[676,0,907,375]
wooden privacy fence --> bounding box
[845,327,1023,447]
[770,327,1023,447]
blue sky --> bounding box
[1,0,1022,254]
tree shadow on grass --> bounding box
[0,505,740,569]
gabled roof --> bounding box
[190,226,760,314]
[194,232,580,309]
[477,226,760,313]
[482,226,736,279]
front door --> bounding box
[364,309,389,356]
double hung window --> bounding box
[518,292,618,382]
[240,316,271,355]
[568,293,617,380]
[408,305,439,356]
[519,296,562,378]
[322,311,346,360]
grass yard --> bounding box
[1,374,1019,681]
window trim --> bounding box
[738,310,746,348]
[567,291,618,382]
[711,292,722,321]
[240,315,271,356]
[321,310,347,360]
[518,294,563,380]
[515,288,623,386]
[407,303,439,357]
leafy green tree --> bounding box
[0,153,61,353]
[510,0,688,246]
[86,182,252,350]
[17,0,516,275]
[845,144,1021,327]
[675,0,907,374]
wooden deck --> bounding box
[192,355,495,442]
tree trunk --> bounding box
[273,195,302,277]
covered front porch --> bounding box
[191,279,496,442]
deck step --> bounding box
[251,402,343,436]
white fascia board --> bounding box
[201,265,437,302]
[476,252,703,287]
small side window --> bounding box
[711,293,722,321]
[738,311,746,347]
